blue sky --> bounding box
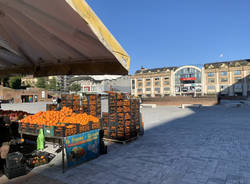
[86,0,250,74]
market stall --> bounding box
[0,0,130,180]
[0,0,130,76]
[18,107,103,173]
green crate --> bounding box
[43,126,54,137]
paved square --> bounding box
[3,104,250,184]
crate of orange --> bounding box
[19,107,101,137]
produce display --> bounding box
[46,104,57,111]
[0,110,30,122]
[25,151,55,168]
[27,155,47,167]
[102,92,143,141]
[61,94,101,118]
[19,107,100,137]
[81,94,101,118]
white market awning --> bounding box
[0,0,130,76]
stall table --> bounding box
[19,131,66,173]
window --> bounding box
[91,86,96,91]
[248,70,250,74]
[164,87,170,91]
[138,82,142,87]
[234,84,242,92]
[221,78,228,82]
[138,78,142,81]
[146,82,151,86]
[164,81,169,85]
[164,76,169,80]
[146,78,151,81]
[155,77,160,81]
[132,80,135,89]
[234,70,241,75]
[234,77,242,82]
[208,86,215,90]
[208,78,215,83]
[155,88,160,92]
[146,88,151,91]
[155,82,160,86]
[220,71,227,76]
[208,72,214,77]
[137,88,142,92]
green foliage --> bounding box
[69,83,81,92]
[8,76,21,89]
[46,77,57,91]
[36,77,47,89]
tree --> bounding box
[36,77,46,88]
[69,83,81,92]
[8,76,21,89]
[46,77,57,91]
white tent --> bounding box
[0,0,130,76]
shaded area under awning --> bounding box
[0,0,130,76]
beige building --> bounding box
[204,59,250,96]
[131,66,203,97]
[131,59,250,97]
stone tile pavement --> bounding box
[3,105,250,184]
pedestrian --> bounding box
[218,93,221,104]
[56,97,62,110]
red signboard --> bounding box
[180,77,196,81]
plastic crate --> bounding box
[43,126,54,137]
[6,152,24,169]
[4,165,26,179]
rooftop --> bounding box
[204,59,250,69]
[135,67,178,74]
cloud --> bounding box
[219,53,224,58]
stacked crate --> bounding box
[61,94,81,112]
[61,94,73,108]
[102,93,141,141]
[81,94,101,118]
[46,104,57,111]
[130,98,141,134]
[61,94,101,117]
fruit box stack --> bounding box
[81,94,101,118]
[61,94,80,112]
[102,92,141,141]
[61,94,101,118]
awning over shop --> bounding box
[0,0,130,76]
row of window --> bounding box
[208,70,247,77]
[138,87,170,92]
[137,76,170,82]
[208,77,244,83]
[207,84,250,91]
[138,81,169,86]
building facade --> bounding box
[203,60,250,96]
[131,59,250,97]
[69,75,131,94]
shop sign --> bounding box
[64,129,100,168]
[180,77,196,81]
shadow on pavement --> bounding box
[3,104,250,184]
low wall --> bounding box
[142,96,218,106]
